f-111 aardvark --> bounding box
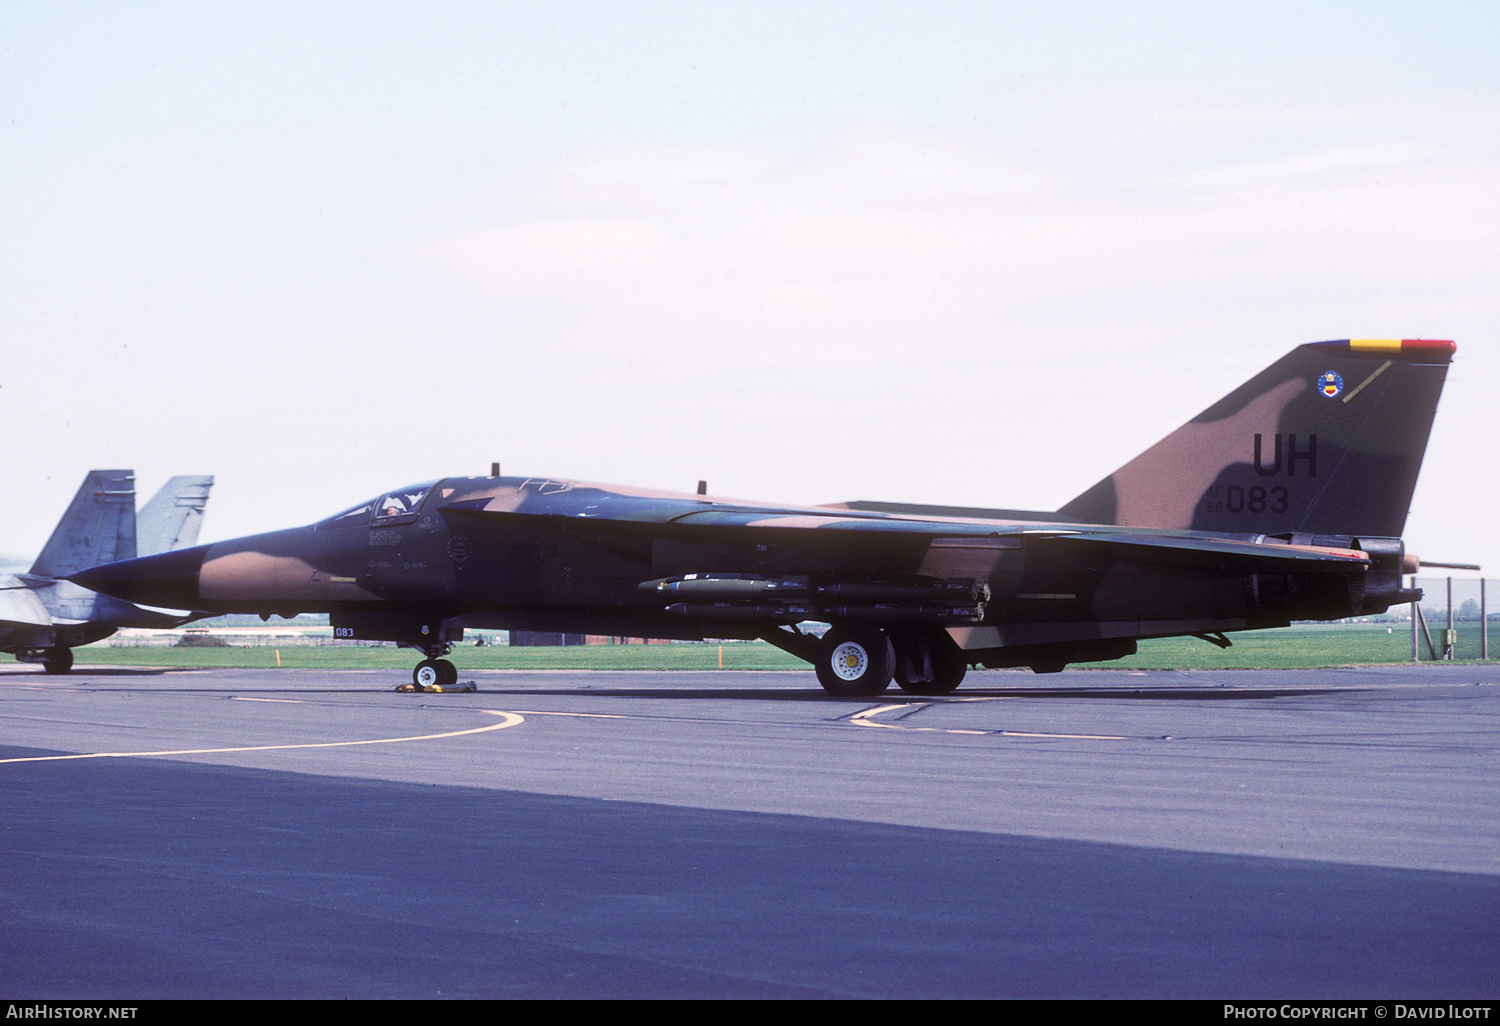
[75,339,1456,696]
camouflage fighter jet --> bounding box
[74,340,1455,695]
[2,471,213,672]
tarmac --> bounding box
[1,662,1496,999]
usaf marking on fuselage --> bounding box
[74,340,1459,696]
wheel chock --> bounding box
[396,680,477,694]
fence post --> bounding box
[1443,577,1454,660]
[1411,576,1419,662]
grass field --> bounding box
[54,622,1492,672]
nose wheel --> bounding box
[413,657,458,690]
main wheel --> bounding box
[893,629,967,696]
[42,646,74,674]
[436,659,458,687]
[815,624,895,697]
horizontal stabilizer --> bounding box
[0,574,54,628]
[1041,532,1370,571]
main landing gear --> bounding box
[814,624,967,698]
[41,646,74,674]
[16,646,75,674]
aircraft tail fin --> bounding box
[137,475,214,556]
[30,470,138,579]
[1057,340,1455,539]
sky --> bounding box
[3,1,1498,578]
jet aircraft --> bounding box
[74,340,1455,695]
[3,471,213,672]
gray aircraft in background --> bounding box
[1,470,212,672]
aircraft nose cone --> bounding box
[69,545,209,609]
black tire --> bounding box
[894,629,967,696]
[815,624,894,697]
[436,659,458,687]
[42,647,74,674]
[413,659,442,690]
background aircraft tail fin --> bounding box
[137,475,214,556]
[30,470,138,579]
[1057,340,1455,538]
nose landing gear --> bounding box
[413,657,458,689]
[407,641,469,691]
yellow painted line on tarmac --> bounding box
[0,710,524,764]
[998,730,1130,740]
[852,703,988,734]
[851,703,925,728]
[851,703,1128,739]
[511,710,626,719]
[230,697,304,703]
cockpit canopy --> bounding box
[316,481,440,530]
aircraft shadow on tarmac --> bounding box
[450,684,1366,702]
[0,665,173,677]
[0,664,1365,701]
